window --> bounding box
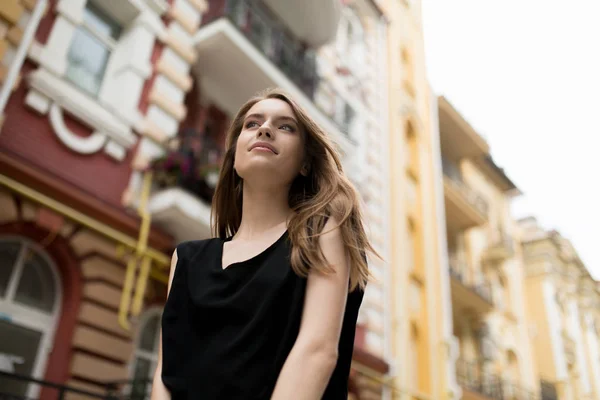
[129,309,162,399]
[406,121,419,176]
[401,47,415,96]
[408,325,420,390]
[0,238,60,399]
[65,2,121,96]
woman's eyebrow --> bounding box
[245,113,298,125]
[245,113,264,121]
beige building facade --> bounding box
[383,0,459,398]
[520,217,600,400]
[437,97,540,400]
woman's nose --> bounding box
[257,123,273,138]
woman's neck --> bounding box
[235,181,292,240]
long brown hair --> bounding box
[211,88,376,291]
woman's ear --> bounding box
[300,163,310,176]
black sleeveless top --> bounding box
[161,231,364,399]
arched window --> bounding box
[0,237,61,399]
[129,308,162,399]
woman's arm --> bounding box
[150,250,178,400]
[270,218,350,400]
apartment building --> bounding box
[436,97,540,400]
[381,0,459,398]
[0,0,390,398]
[519,217,600,400]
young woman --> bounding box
[151,88,376,399]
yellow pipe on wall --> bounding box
[0,174,170,266]
[119,256,139,331]
[118,171,154,329]
[132,255,152,316]
[0,173,171,330]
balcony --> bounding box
[540,380,558,400]
[194,0,351,152]
[481,232,515,265]
[443,159,488,232]
[260,0,340,47]
[148,129,221,243]
[456,358,503,400]
[438,96,490,161]
[456,360,539,400]
[449,259,494,316]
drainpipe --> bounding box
[0,0,48,116]
[118,171,154,330]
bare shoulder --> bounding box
[319,216,343,243]
[317,217,348,274]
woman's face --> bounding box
[234,98,306,187]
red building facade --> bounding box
[0,0,389,398]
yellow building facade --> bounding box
[383,0,458,398]
[519,218,600,400]
[436,97,540,399]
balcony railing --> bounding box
[203,0,356,135]
[540,380,558,400]
[456,359,539,400]
[442,158,489,216]
[449,258,494,305]
[0,370,150,400]
[205,0,318,98]
[151,128,223,204]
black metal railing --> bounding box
[203,0,318,98]
[442,158,489,216]
[456,359,539,400]
[151,128,223,203]
[540,380,558,400]
[0,370,151,400]
[203,0,357,136]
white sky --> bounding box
[421,0,600,279]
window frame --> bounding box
[128,307,163,398]
[0,236,62,400]
[65,2,122,98]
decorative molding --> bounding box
[148,87,187,121]
[155,58,193,91]
[104,140,126,161]
[163,29,197,64]
[168,5,199,34]
[0,0,24,25]
[49,102,108,154]
[26,69,137,157]
[145,0,169,15]
[134,8,168,41]
[22,0,38,12]
[138,117,169,144]
[186,0,209,13]
[56,0,84,25]
[24,88,50,113]
[7,26,24,46]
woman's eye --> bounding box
[280,124,295,132]
[245,121,259,128]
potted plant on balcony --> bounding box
[150,128,223,203]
